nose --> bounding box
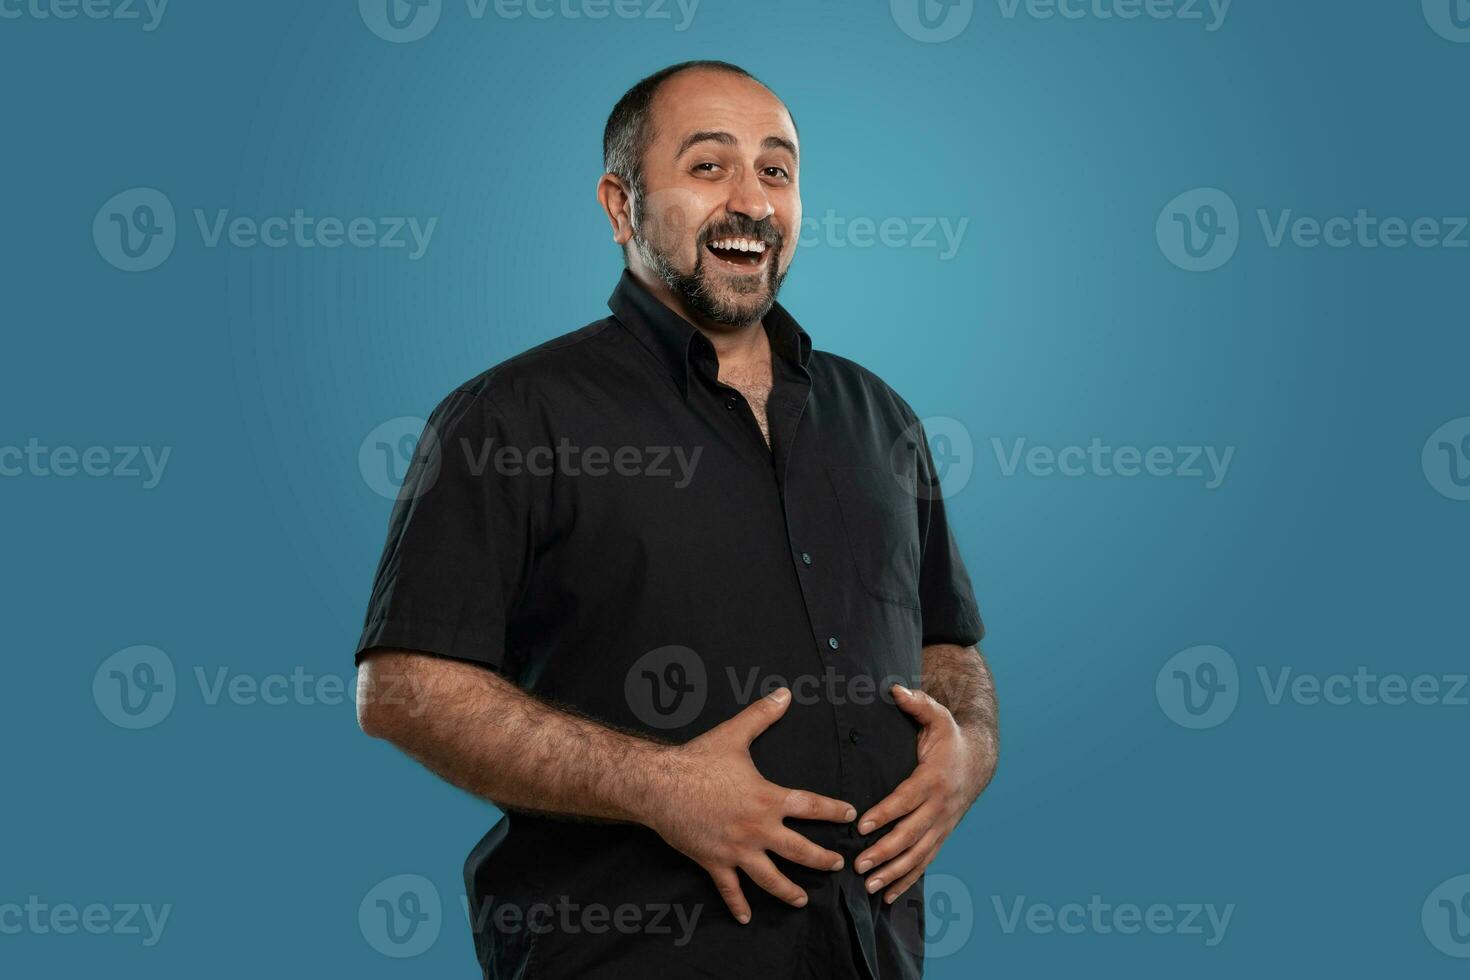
[725,166,774,225]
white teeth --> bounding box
[709,237,768,255]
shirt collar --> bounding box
[608,269,813,399]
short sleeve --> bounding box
[355,387,531,672]
[914,419,985,648]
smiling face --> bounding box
[609,68,801,330]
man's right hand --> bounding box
[643,687,856,924]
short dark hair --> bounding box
[602,60,787,199]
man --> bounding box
[355,60,998,979]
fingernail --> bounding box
[830,858,844,871]
[794,895,808,908]
[737,913,750,925]
[769,688,790,704]
[859,820,875,834]
[893,684,912,698]
[885,892,897,904]
[867,878,884,893]
[844,807,857,822]
[856,858,872,873]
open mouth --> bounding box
[703,236,771,271]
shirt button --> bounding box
[827,636,840,651]
[800,552,813,566]
[724,397,738,410]
[849,729,862,743]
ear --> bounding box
[597,173,634,246]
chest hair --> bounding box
[720,368,774,448]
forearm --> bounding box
[920,643,999,789]
[357,650,670,825]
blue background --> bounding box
[3,0,1467,975]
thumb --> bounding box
[724,687,791,746]
[892,684,941,723]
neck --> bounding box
[628,267,770,373]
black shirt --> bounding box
[356,270,984,979]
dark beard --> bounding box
[633,230,787,328]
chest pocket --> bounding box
[826,465,921,609]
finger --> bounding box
[724,687,792,746]
[866,829,940,897]
[771,829,845,872]
[782,787,858,825]
[707,866,752,924]
[882,847,939,905]
[855,806,930,874]
[892,684,947,724]
[743,854,808,908]
[856,773,927,835]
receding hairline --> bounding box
[602,61,799,191]
[647,68,797,159]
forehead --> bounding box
[648,69,797,153]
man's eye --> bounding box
[692,162,722,174]
[763,167,791,180]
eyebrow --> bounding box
[675,130,799,162]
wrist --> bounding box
[616,740,682,829]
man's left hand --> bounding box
[853,684,996,904]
